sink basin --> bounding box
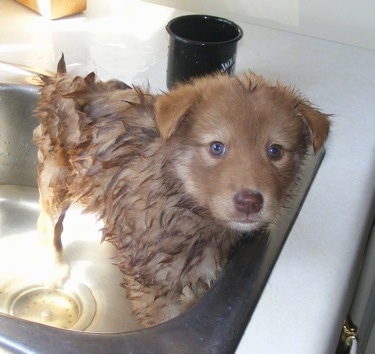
[0,83,325,353]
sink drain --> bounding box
[7,283,96,330]
[11,288,79,329]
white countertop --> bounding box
[1,0,374,353]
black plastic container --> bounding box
[166,15,243,89]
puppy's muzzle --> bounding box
[234,190,263,215]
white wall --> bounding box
[142,0,375,51]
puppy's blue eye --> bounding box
[210,142,226,157]
[268,144,283,159]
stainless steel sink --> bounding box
[0,83,325,353]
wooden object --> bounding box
[16,0,87,19]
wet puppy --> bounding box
[34,56,330,327]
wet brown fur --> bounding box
[34,56,330,327]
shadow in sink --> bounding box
[0,83,325,353]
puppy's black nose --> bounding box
[234,190,263,215]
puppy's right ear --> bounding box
[155,85,200,140]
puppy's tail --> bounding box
[56,53,67,75]
[38,53,66,84]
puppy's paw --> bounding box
[43,262,71,289]
[33,237,70,288]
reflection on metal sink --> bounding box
[0,84,325,353]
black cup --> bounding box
[166,15,243,89]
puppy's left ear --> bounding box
[155,85,200,140]
[297,101,331,153]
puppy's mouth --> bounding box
[227,217,267,232]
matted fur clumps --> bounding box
[34,56,330,327]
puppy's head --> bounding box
[155,73,330,232]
